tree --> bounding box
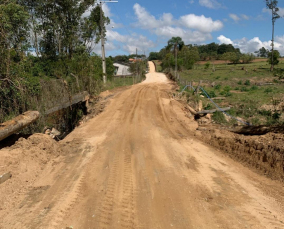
[167,37,185,51]
[217,44,235,55]
[267,50,280,65]
[22,0,109,59]
[162,53,175,70]
[266,0,280,71]
[0,2,30,77]
[179,46,199,70]
[148,52,160,61]
[222,52,241,64]
[241,53,255,64]
[257,47,269,57]
[167,37,184,77]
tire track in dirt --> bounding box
[97,150,120,228]
[95,85,145,228]
[119,148,136,229]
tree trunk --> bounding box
[0,111,40,141]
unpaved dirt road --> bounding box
[1,62,284,229]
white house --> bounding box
[113,63,132,76]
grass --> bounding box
[152,60,162,72]
[104,76,143,91]
[176,60,284,126]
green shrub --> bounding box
[237,80,242,85]
[208,91,217,98]
[264,87,273,93]
[220,85,232,96]
[214,84,221,90]
[258,109,272,116]
[250,85,258,91]
[204,62,210,69]
[244,80,250,86]
[223,85,232,92]
[240,86,249,92]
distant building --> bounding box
[113,63,132,76]
[129,58,142,63]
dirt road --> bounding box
[1,61,284,229]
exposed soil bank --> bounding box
[195,128,284,182]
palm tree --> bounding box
[265,0,280,71]
[167,37,184,78]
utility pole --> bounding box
[271,16,275,71]
[175,42,177,79]
[99,1,118,84]
[136,48,138,82]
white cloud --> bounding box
[241,14,249,20]
[133,3,223,44]
[155,27,212,43]
[228,13,250,22]
[199,0,222,9]
[180,14,223,33]
[217,35,284,55]
[123,35,155,54]
[189,0,194,4]
[217,35,233,44]
[133,3,165,29]
[106,30,155,54]
[229,14,240,22]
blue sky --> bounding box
[92,0,284,56]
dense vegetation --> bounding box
[149,37,282,72]
[0,0,116,123]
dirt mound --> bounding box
[99,90,111,98]
[196,128,284,181]
[0,134,62,212]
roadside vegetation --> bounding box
[0,0,147,128]
[151,37,284,126]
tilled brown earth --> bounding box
[0,61,284,229]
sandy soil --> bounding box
[0,62,284,229]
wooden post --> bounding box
[195,80,202,95]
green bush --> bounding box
[220,85,232,97]
[214,84,221,90]
[208,91,217,98]
[264,87,273,93]
[240,86,249,92]
[204,62,210,69]
[244,80,250,86]
[250,85,258,91]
